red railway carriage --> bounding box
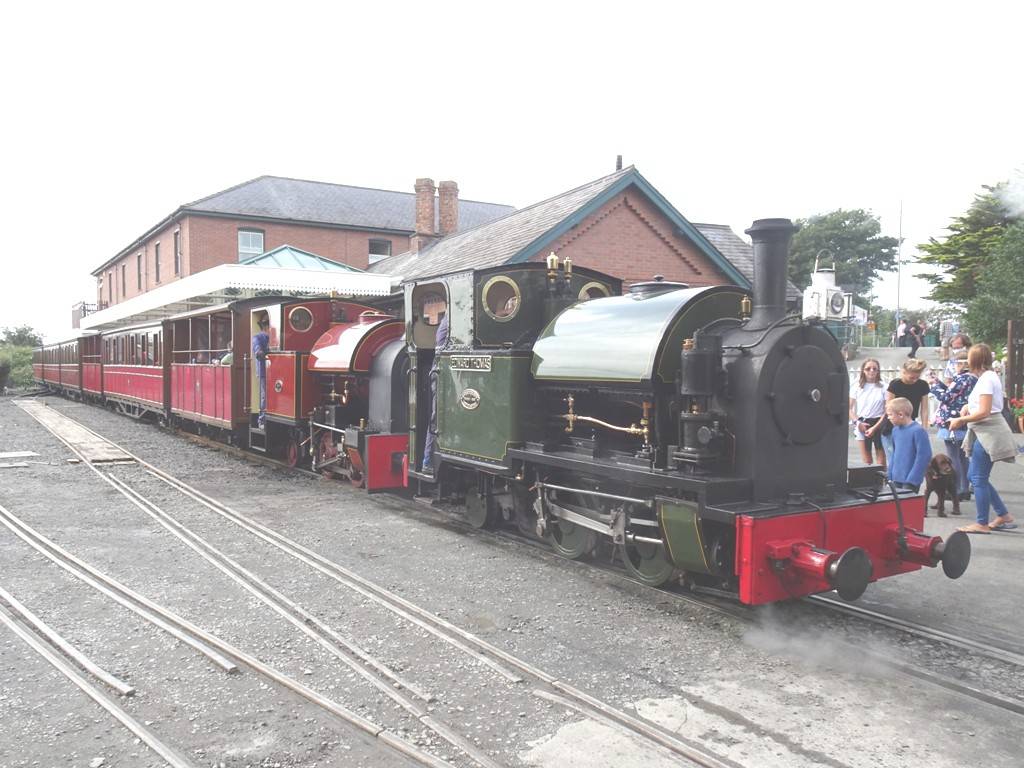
[167,305,242,432]
[81,334,103,398]
[32,332,97,397]
[102,324,166,418]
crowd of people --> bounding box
[849,335,1018,534]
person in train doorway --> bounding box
[421,308,449,477]
[252,314,271,428]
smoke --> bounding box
[996,169,1024,219]
[741,605,890,677]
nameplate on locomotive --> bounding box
[449,355,492,372]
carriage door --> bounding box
[408,283,448,472]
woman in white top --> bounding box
[849,358,887,468]
[948,343,1017,533]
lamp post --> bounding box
[895,202,903,326]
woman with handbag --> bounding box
[949,343,1018,533]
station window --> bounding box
[173,230,181,274]
[238,230,264,261]
[137,253,143,289]
[154,243,161,283]
[368,238,392,265]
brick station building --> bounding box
[87,176,514,313]
[373,166,798,303]
[83,166,795,324]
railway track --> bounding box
[115,411,1024,719]
[15,400,735,768]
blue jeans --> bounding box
[880,431,895,466]
[421,372,438,472]
[967,438,1008,525]
[947,441,971,496]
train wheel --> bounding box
[620,540,674,587]
[465,491,495,530]
[315,433,337,476]
[284,437,300,469]
[547,520,597,560]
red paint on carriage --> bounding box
[104,365,165,409]
[82,363,103,395]
[170,364,233,427]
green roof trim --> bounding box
[240,244,363,272]
[507,169,751,288]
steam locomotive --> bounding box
[35,218,970,604]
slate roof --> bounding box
[369,168,638,279]
[93,176,514,275]
[369,167,751,289]
[693,223,801,301]
[239,244,362,272]
[185,175,515,233]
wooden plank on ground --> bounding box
[15,401,133,464]
[0,451,40,459]
[0,463,30,469]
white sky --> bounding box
[2,1,1021,341]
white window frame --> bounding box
[238,229,265,261]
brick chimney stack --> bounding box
[411,177,436,254]
[438,180,459,237]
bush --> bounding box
[0,344,34,391]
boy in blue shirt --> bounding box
[886,397,932,491]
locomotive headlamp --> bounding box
[829,292,846,315]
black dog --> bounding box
[924,454,960,518]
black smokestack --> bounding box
[744,218,796,327]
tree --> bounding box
[917,185,1013,304]
[962,221,1024,344]
[788,210,899,299]
[1,325,43,347]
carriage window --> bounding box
[578,282,611,301]
[419,290,447,327]
[288,306,314,332]
[192,317,211,363]
[211,314,231,360]
[482,276,521,321]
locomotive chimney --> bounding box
[744,218,796,327]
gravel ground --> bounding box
[1,394,1022,768]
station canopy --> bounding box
[80,262,399,332]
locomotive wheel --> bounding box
[548,520,597,560]
[284,437,300,469]
[315,433,337,476]
[621,540,675,587]
[465,491,496,530]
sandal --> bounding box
[958,524,991,534]
[989,515,1016,528]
